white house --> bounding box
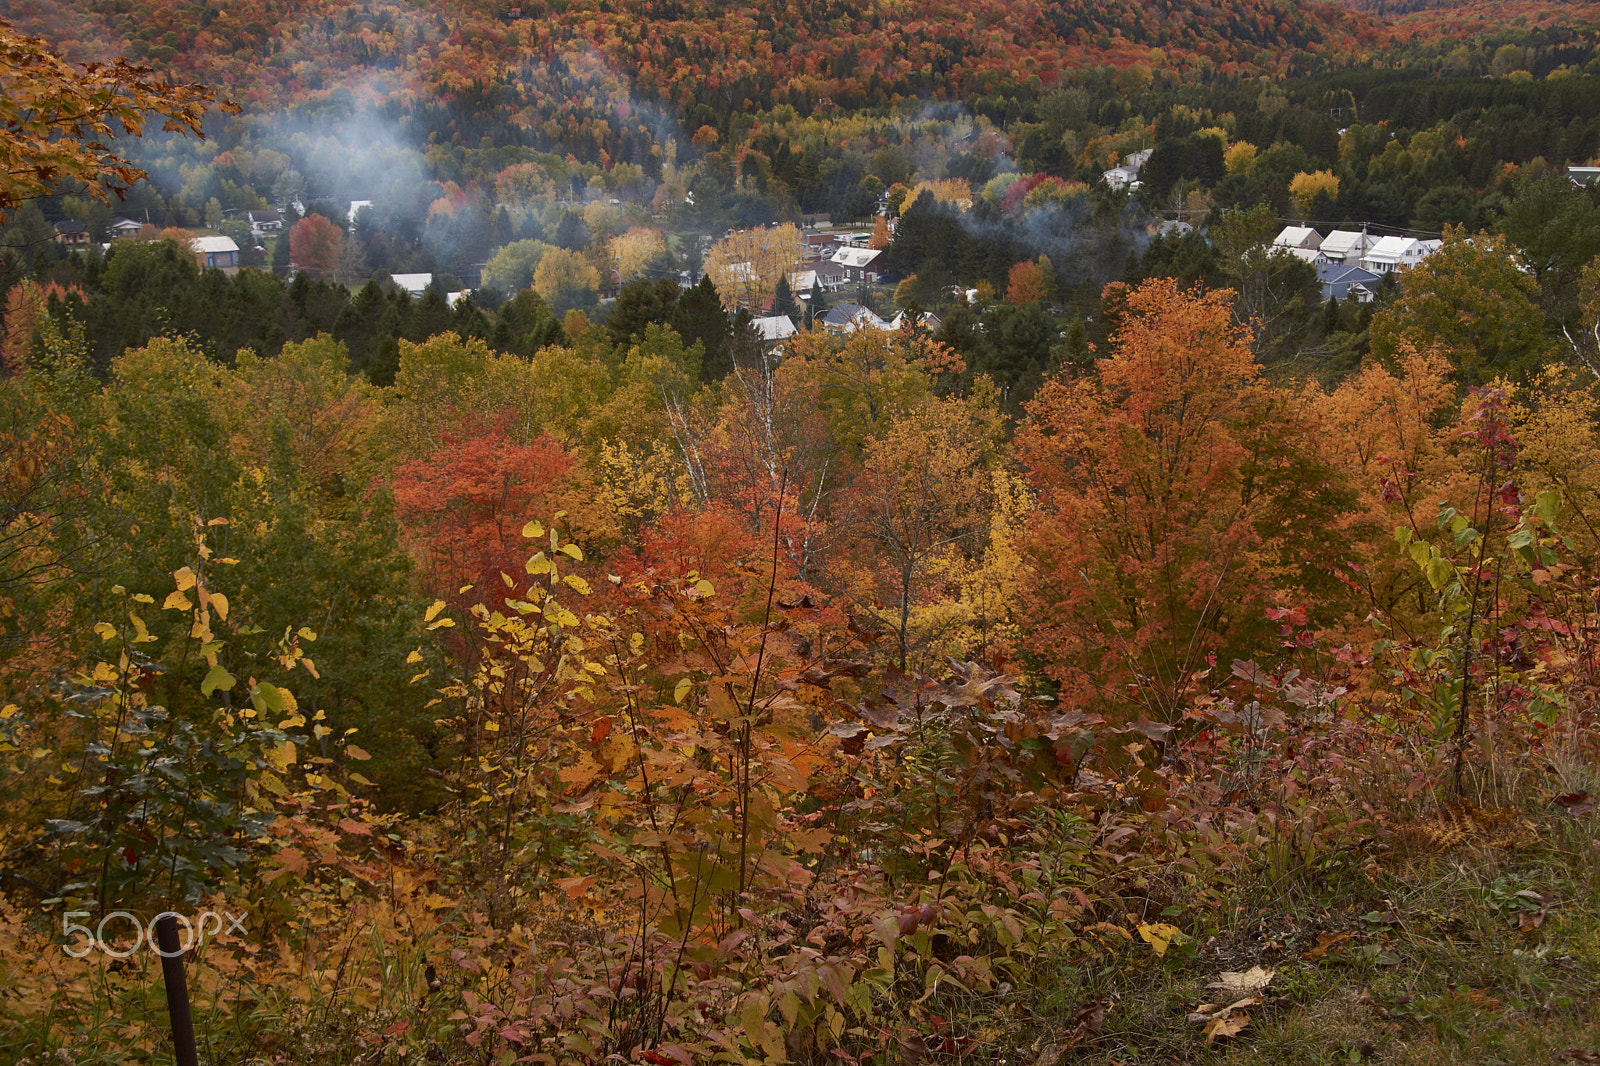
[1103,164,1140,191]
[1319,229,1371,265]
[1280,246,1327,267]
[1273,225,1322,251]
[1362,236,1435,275]
[1103,148,1154,191]
[885,310,942,332]
[248,209,283,237]
[390,273,433,296]
[788,269,821,294]
[751,315,798,343]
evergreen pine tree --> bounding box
[773,274,799,319]
[680,275,732,381]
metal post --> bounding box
[153,914,200,1066]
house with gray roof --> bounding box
[822,302,889,332]
[1317,261,1381,303]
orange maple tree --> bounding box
[288,213,345,281]
[1017,278,1350,719]
[1006,260,1047,305]
[391,420,599,602]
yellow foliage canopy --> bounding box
[704,224,804,310]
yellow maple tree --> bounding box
[704,224,804,310]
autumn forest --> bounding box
[3,0,1600,1062]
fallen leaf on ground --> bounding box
[1303,932,1352,960]
[1203,1013,1250,1043]
[1033,995,1110,1064]
[1555,792,1595,816]
[1208,966,1275,995]
[1188,996,1262,1044]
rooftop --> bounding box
[190,235,239,253]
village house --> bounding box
[885,309,942,332]
[828,246,884,285]
[109,217,145,239]
[751,314,797,344]
[248,209,283,237]
[1362,235,1441,275]
[821,301,890,332]
[1272,225,1321,251]
[189,235,240,275]
[1317,261,1381,303]
[389,273,434,297]
[53,220,90,245]
[1102,147,1153,191]
[1319,229,1372,265]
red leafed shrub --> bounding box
[391,416,598,602]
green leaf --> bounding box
[741,995,769,1051]
[201,663,236,695]
[250,682,285,715]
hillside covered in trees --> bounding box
[3,2,1600,1063]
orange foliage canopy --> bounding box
[391,420,597,602]
[1017,278,1350,719]
[288,214,345,282]
[1006,260,1047,305]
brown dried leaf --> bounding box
[1203,1013,1250,1043]
[1209,966,1275,995]
[1556,792,1596,816]
[1303,932,1352,960]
